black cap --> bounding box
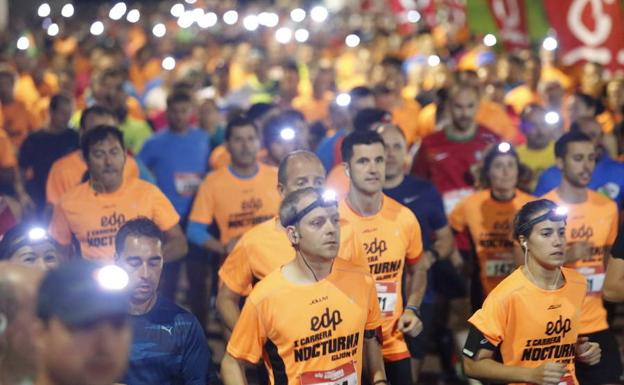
[37,261,130,326]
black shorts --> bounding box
[385,358,412,385]
[405,303,434,359]
[575,329,623,385]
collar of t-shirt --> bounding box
[227,164,259,180]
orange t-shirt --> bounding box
[468,268,587,385]
[391,98,422,147]
[542,189,618,334]
[326,164,350,201]
[46,150,140,205]
[227,257,382,385]
[189,164,280,244]
[219,217,364,296]
[338,196,423,361]
[415,103,437,139]
[504,85,541,116]
[475,101,520,144]
[0,129,16,168]
[292,93,333,124]
[49,178,180,261]
[449,190,534,295]
[2,100,37,148]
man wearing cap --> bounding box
[114,217,217,385]
[221,187,387,385]
[541,131,623,385]
[34,260,132,385]
[0,262,43,385]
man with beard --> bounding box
[542,131,623,385]
[48,125,187,262]
[0,262,43,385]
[115,218,217,385]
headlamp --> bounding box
[96,265,129,291]
[282,189,338,227]
[517,206,568,236]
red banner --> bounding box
[543,0,624,71]
[486,0,530,51]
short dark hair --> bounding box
[479,143,520,187]
[353,108,392,132]
[277,150,324,186]
[573,92,598,115]
[247,103,276,122]
[166,91,193,109]
[341,130,385,163]
[115,217,164,255]
[513,199,558,239]
[279,187,323,228]
[49,93,72,111]
[225,115,258,141]
[349,86,373,99]
[79,105,116,130]
[81,125,125,161]
[554,131,593,159]
[381,55,403,70]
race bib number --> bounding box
[485,254,514,277]
[375,282,397,316]
[578,266,605,296]
[442,188,474,215]
[174,173,202,196]
[300,362,357,385]
[558,373,574,385]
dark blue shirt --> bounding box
[533,155,624,208]
[122,296,217,385]
[384,175,448,303]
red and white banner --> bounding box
[543,0,624,71]
[487,0,530,51]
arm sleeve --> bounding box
[226,300,265,364]
[186,221,214,247]
[219,238,254,296]
[48,204,73,246]
[150,187,181,231]
[405,213,423,265]
[467,294,506,348]
[427,184,449,230]
[46,162,63,205]
[181,316,218,385]
[189,178,215,224]
[606,202,618,246]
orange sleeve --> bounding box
[405,213,423,264]
[49,204,73,246]
[46,161,64,205]
[607,202,618,245]
[219,238,254,296]
[467,292,506,346]
[149,186,181,231]
[365,276,383,330]
[226,300,265,363]
[189,177,215,225]
[448,198,467,232]
[0,135,16,168]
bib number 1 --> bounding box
[300,362,358,385]
[376,282,398,316]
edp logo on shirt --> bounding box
[545,315,572,339]
[310,308,343,332]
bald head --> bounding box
[0,262,43,379]
[277,151,326,197]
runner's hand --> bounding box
[575,336,601,365]
[397,309,422,337]
[530,363,567,385]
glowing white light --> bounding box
[47,23,59,37]
[223,10,238,25]
[178,11,194,28]
[427,55,440,66]
[497,142,511,153]
[345,34,360,48]
[295,28,309,43]
[543,36,558,51]
[38,3,51,18]
[336,93,351,107]
[90,21,104,36]
[322,189,337,202]
[17,36,30,51]
[170,3,184,18]
[198,12,217,28]
[61,3,74,18]
[291,8,306,22]
[310,6,328,23]
[109,2,127,21]
[483,33,497,47]
[407,10,421,23]
[97,265,129,291]
[126,9,140,23]
[28,227,47,241]
[152,23,166,38]
[554,206,568,216]
[243,15,259,31]
[184,0,197,3]
[162,56,176,71]
[275,27,293,44]
[280,127,296,141]
[545,111,560,125]
[258,12,279,27]
[191,8,204,23]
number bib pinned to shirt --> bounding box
[299,361,358,385]
[577,265,605,296]
[485,253,514,277]
[174,173,202,197]
[375,282,398,316]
